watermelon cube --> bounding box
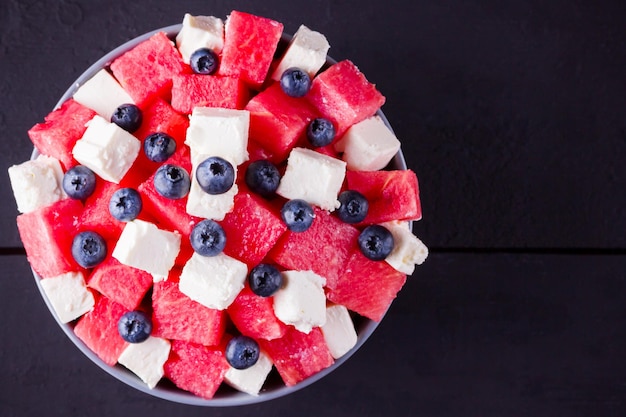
[79,180,125,242]
[73,295,129,366]
[219,11,283,88]
[307,60,385,137]
[134,97,189,144]
[110,32,189,108]
[164,339,229,399]
[27,99,96,170]
[260,326,334,386]
[227,285,288,340]
[170,73,249,114]
[17,198,83,278]
[345,169,422,224]
[327,249,407,322]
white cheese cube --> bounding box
[179,252,247,310]
[334,115,401,171]
[118,336,171,389]
[176,14,224,64]
[271,24,330,81]
[273,270,327,334]
[382,221,428,275]
[112,219,181,277]
[72,115,140,183]
[186,154,238,220]
[8,155,65,213]
[276,147,346,211]
[72,69,135,121]
[321,304,358,359]
[39,271,95,324]
[185,107,249,166]
[224,351,273,396]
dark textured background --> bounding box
[1,1,625,416]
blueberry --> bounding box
[225,335,260,370]
[248,264,283,297]
[190,219,226,257]
[281,199,315,232]
[307,118,336,147]
[196,156,235,195]
[337,190,369,224]
[154,164,191,199]
[245,160,280,197]
[111,103,142,133]
[117,311,152,343]
[144,132,176,162]
[72,231,107,268]
[62,165,96,200]
[109,188,142,222]
[190,48,219,75]
[358,225,394,261]
[280,67,311,98]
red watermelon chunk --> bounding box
[79,180,125,242]
[260,326,334,386]
[219,11,283,88]
[134,97,189,144]
[307,60,385,137]
[269,208,360,290]
[227,285,288,340]
[27,99,96,170]
[17,198,83,278]
[164,339,229,399]
[171,73,249,114]
[152,272,226,346]
[346,169,422,224]
[87,256,153,311]
[245,83,320,162]
[221,192,287,268]
[73,296,129,366]
[110,32,189,108]
[327,249,407,322]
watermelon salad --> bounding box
[8,10,428,400]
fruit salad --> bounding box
[8,10,428,401]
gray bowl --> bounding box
[31,24,408,407]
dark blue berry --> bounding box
[154,164,191,199]
[225,335,260,370]
[248,264,283,297]
[337,190,369,224]
[196,156,235,195]
[117,311,152,343]
[280,67,311,97]
[72,231,107,268]
[111,103,142,133]
[109,188,142,222]
[62,165,96,200]
[307,118,336,147]
[245,160,280,197]
[190,219,226,257]
[144,132,176,162]
[358,225,394,261]
[281,199,315,232]
[190,48,219,75]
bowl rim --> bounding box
[30,23,408,407]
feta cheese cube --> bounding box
[185,107,249,166]
[273,270,327,334]
[224,351,273,396]
[276,147,346,211]
[271,24,330,81]
[334,115,401,171]
[112,219,181,277]
[186,154,238,220]
[39,271,95,324]
[72,69,135,121]
[72,115,140,183]
[179,252,247,310]
[118,336,171,389]
[320,304,358,359]
[382,221,428,275]
[8,155,65,213]
[176,14,224,63]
